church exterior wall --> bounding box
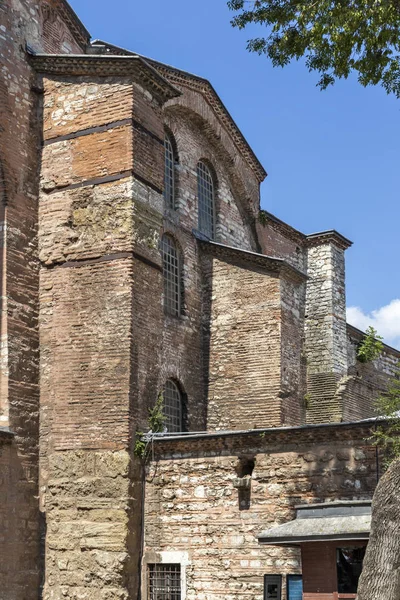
[0,2,89,598]
[143,422,381,600]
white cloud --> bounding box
[347,299,400,350]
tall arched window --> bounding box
[160,234,182,317]
[164,133,176,210]
[163,380,183,433]
[197,161,215,239]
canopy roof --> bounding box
[258,500,371,546]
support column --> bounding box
[304,231,352,423]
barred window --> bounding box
[197,161,215,239]
[161,234,181,317]
[148,564,181,600]
[163,380,183,433]
[164,134,176,210]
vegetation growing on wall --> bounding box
[134,393,166,458]
[357,326,384,363]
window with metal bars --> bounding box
[148,564,181,600]
[164,134,176,210]
[160,234,182,317]
[197,161,215,239]
[163,380,183,433]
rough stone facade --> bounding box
[0,2,399,599]
[143,423,382,600]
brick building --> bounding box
[0,1,398,599]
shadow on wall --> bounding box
[0,436,41,598]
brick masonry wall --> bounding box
[202,255,283,430]
[164,108,258,251]
[280,277,307,426]
[38,72,168,600]
[144,423,380,600]
[339,326,400,422]
[0,2,87,597]
[256,217,307,272]
[0,431,40,600]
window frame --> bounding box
[164,132,177,211]
[264,574,282,600]
[197,160,216,240]
[148,563,181,600]
[160,234,182,318]
[163,379,183,433]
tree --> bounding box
[356,362,400,600]
[357,457,400,600]
[228,0,400,97]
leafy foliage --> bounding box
[134,432,147,459]
[134,393,166,459]
[149,392,167,434]
[372,363,400,463]
[228,0,400,96]
[357,326,384,363]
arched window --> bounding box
[160,234,182,317]
[163,380,183,433]
[197,161,215,239]
[164,133,176,210]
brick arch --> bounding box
[164,102,261,251]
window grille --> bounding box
[148,564,181,600]
[164,134,175,210]
[264,575,282,600]
[161,234,181,317]
[163,380,182,433]
[197,161,215,239]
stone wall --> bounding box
[305,235,351,424]
[0,2,88,597]
[202,253,282,430]
[340,325,400,422]
[0,430,42,600]
[164,105,258,252]
[201,246,307,431]
[256,212,307,272]
[143,422,380,600]
[38,68,169,599]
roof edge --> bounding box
[90,39,267,183]
[149,416,385,444]
[195,233,307,283]
[60,0,91,43]
[28,52,181,103]
[306,230,353,250]
[347,323,400,356]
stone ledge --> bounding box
[196,234,308,283]
[28,53,180,104]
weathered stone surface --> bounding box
[2,3,399,600]
[144,424,381,600]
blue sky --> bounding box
[69,0,400,348]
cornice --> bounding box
[58,0,91,45]
[259,210,307,246]
[306,230,353,251]
[196,234,307,283]
[90,40,267,183]
[28,53,181,104]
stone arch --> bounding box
[164,101,261,251]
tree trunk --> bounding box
[357,458,400,600]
